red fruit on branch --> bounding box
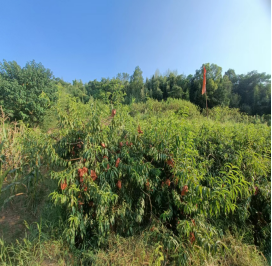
[78,167,88,180]
[126,141,129,146]
[103,156,108,160]
[107,164,110,170]
[119,142,123,147]
[192,219,195,226]
[190,232,195,244]
[115,158,120,167]
[111,109,116,117]
[78,193,84,206]
[101,142,106,148]
[84,185,88,192]
[61,179,67,190]
[146,180,150,190]
[78,169,83,178]
[166,179,171,187]
[117,180,122,189]
[166,159,174,167]
[91,170,97,181]
[181,185,189,196]
[137,125,143,134]
[83,159,86,163]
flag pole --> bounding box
[205,89,208,117]
[202,65,208,117]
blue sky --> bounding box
[1,0,271,83]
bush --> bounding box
[49,99,262,254]
[208,106,247,123]
[129,98,200,118]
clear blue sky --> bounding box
[1,0,271,83]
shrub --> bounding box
[129,98,200,118]
[208,106,247,123]
[49,99,256,255]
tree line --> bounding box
[0,59,270,124]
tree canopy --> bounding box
[0,59,270,125]
[0,60,56,124]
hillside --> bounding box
[0,96,270,265]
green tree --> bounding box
[225,69,238,85]
[190,63,232,109]
[0,60,56,124]
[229,93,241,108]
[233,71,271,115]
[212,74,232,106]
[86,78,126,104]
[127,66,145,103]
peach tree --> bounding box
[48,98,254,257]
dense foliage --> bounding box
[0,92,270,265]
[0,59,270,265]
[86,64,271,116]
[0,60,56,124]
[0,60,271,127]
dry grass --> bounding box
[83,233,164,266]
[0,107,25,173]
[188,233,268,266]
[0,214,269,266]
[0,237,73,266]
[0,173,52,244]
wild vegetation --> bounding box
[0,60,270,127]
[0,60,270,265]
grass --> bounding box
[81,233,164,266]
[188,233,268,266]
[0,221,268,266]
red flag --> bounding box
[202,66,206,95]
